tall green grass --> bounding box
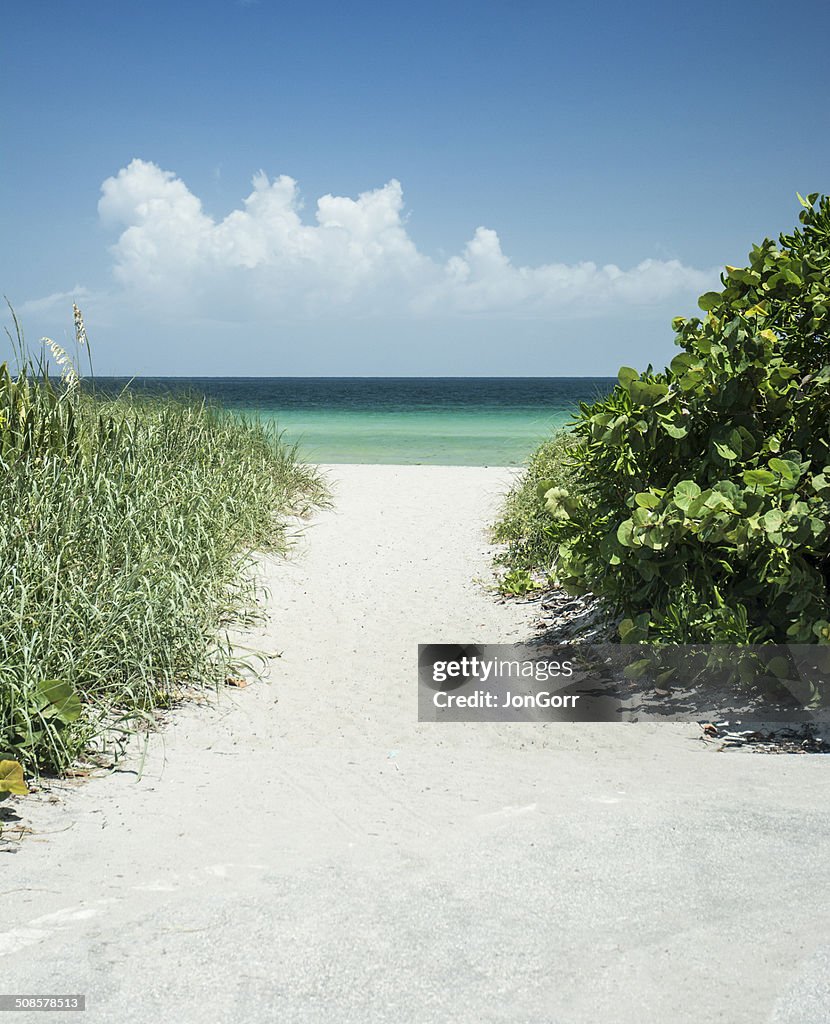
[0,309,327,773]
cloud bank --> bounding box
[97,159,713,321]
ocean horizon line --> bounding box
[84,376,616,465]
[88,374,619,381]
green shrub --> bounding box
[0,309,327,773]
[493,431,579,585]
[539,193,830,644]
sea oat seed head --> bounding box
[42,337,80,392]
[73,303,88,348]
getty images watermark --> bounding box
[430,652,580,711]
[418,643,830,723]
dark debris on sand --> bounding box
[515,585,830,754]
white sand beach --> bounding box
[3,465,830,1023]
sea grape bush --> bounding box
[541,193,830,644]
[492,431,577,591]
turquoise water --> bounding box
[93,377,615,465]
[252,407,569,464]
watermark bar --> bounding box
[418,643,830,723]
[0,996,85,1012]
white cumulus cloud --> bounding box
[97,159,714,320]
[17,286,92,317]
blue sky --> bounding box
[2,0,829,375]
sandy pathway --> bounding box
[2,465,829,1023]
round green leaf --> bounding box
[698,291,722,312]
[0,760,28,797]
[617,366,638,390]
[743,469,776,487]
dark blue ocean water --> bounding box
[92,377,615,465]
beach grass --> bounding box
[0,310,327,774]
